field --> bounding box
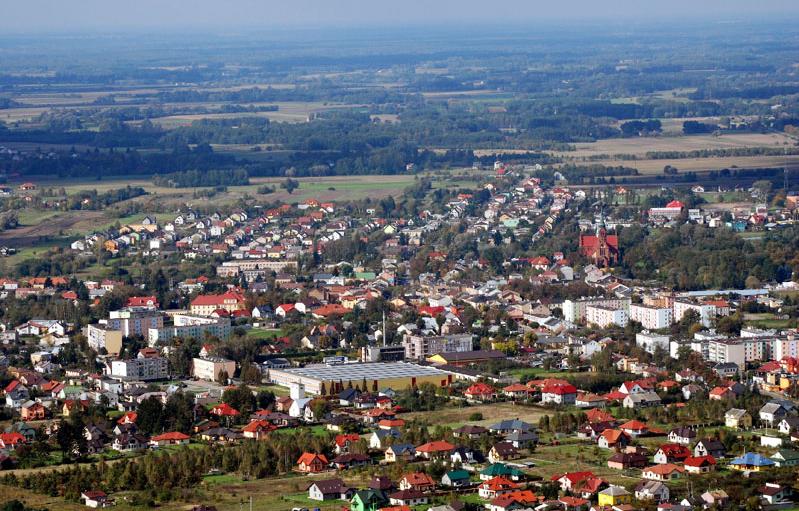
[601,155,799,175]
[404,402,551,429]
[554,132,796,159]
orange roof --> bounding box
[211,403,240,416]
[297,452,328,465]
[684,455,716,467]
[644,463,684,475]
[151,431,190,442]
[401,472,435,486]
[481,476,519,491]
[599,429,628,444]
[415,440,455,453]
[503,383,530,392]
[242,420,275,433]
[335,433,361,447]
[620,420,648,431]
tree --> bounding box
[137,396,164,435]
[280,178,299,194]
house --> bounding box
[81,491,114,508]
[331,453,370,470]
[759,483,793,506]
[554,471,595,493]
[693,438,726,459]
[653,444,691,464]
[241,420,274,440]
[619,420,648,437]
[385,444,416,463]
[598,429,630,450]
[464,382,496,402]
[668,427,697,445]
[487,490,537,511]
[760,402,789,427]
[480,463,525,482]
[297,452,329,473]
[505,430,538,449]
[308,478,353,501]
[488,419,534,434]
[370,428,401,450]
[20,401,47,420]
[442,470,471,488]
[778,417,799,435]
[622,391,661,409]
[334,433,362,454]
[453,425,488,439]
[488,442,519,463]
[684,455,717,474]
[389,489,428,507]
[729,452,775,472]
[398,472,436,492]
[541,383,578,405]
[725,408,752,429]
[597,486,631,507]
[351,489,388,511]
[701,489,729,509]
[415,440,455,460]
[607,452,647,470]
[635,481,670,503]
[478,477,519,499]
[450,446,485,465]
[642,464,684,481]
[770,449,799,467]
[150,431,190,447]
[112,432,148,451]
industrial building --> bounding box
[266,361,454,395]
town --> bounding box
[0,158,797,511]
[2,6,799,511]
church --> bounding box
[579,218,619,267]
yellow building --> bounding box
[598,486,632,507]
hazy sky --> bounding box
[3,0,799,32]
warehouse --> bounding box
[266,362,454,395]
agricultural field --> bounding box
[554,132,796,160]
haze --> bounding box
[5,0,799,32]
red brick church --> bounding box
[579,218,619,267]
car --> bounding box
[291,508,308,511]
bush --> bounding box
[468,412,483,421]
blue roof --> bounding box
[730,452,775,467]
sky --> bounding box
[3,0,799,32]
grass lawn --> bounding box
[247,327,283,340]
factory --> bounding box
[266,361,454,395]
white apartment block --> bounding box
[148,314,231,345]
[585,305,628,328]
[562,297,631,323]
[106,308,164,337]
[629,304,672,330]
[672,300,720,328]
[402,334,473,360]
[705,339,745,367]
[109,356,168,381]
[636,331,671,355]
[87,324,123,356]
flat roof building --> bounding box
[266,361,454,395]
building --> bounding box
[648,200,684,221]
[586,305,628,328]
[216,259,298,280]
[402,334,473,360]
[636,331,670,355]
[108,352,168,381]
[190,290,246,316]
[192,357,236,382]
[87,324,123,356]
[562,298,630,323]
[360,345,407,362]
[705,339,746,367]
[630,305,672,330]
[266,362,454,395]
[673,300,722,328]
[105,308,164,337]
[578,221,619,268]
[148,314,231,345]
[426,350,506,366]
